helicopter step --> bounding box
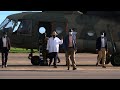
[28,55,48,66]
[28,49,48,66]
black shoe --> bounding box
[5,65,7,67]
[54,66,57,68]
[57,61,60,63]
[73,67,77,70]
[1,65,3,68]
[102,66,106,68]
[67,68,69,70]
[48,62,51,66]
[96,63,98,66]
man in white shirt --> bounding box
[96,31,108,68]
[0,32,11,68]
[47,31,63,68]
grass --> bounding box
[9,47,38,53]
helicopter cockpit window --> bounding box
[39,27,46,34]
[17,20,32,35]
[56,27,63,34]
[0,18,11,30]
[5,20,15,30]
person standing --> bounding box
[96,31,108,68]
[0,32,11,68]
[47,31,63,68]
[63,29,77,70]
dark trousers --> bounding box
[1,47,9,66]
[49,52,57,66]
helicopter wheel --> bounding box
[111,54,120,66]
[31,56,40,65]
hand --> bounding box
[106,50,108,54]
[96,49,98,53]
[61,36,63,40]
[46,50,49,53]
[75,49,77,54]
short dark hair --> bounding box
[3,32,7,35]
[69,29,73,32]
[100,31,106,36]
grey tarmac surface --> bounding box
[0,53,120,79]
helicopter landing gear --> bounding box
[111,53,120,66]
[28,49,40,65]
[28,48,48,66]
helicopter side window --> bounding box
[86,31,96,40]
[13,21,21,33]
[56,27,63,34]
[17,20,32,35]
[39,27,46,34]
[87,31,94,37]
[79,24,97,40]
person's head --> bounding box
[100,31,106,38]
[69,29,73,35]
[51,31,58,38]
[3,32,7,37]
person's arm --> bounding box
[46,38,50,51]
[96,37,99,51]
[58,37,63,45]
[8,37,11,50]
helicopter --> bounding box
[0,11,120,66]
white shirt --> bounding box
[47,37,63,53]
[2,37,7,47]
[101,37,105,48]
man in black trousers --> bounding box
[0,32,11,68]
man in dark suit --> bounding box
[0,32,11,68]
[63,29,77,70]
[96,31,108,68]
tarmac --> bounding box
[0,53,114,71]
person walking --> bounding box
[47,31,63,68]
[63,29,77,70]
[0,32,11,68]
[96,31,108,68]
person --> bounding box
[96,31,108,68]
[63,29,77,70]
[47,31,63,68]
[0,32,11,68]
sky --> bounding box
[0,11,42,24]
